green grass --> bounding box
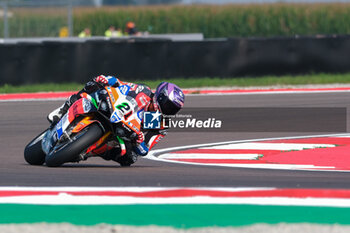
[1,73,350,93]
[4,3,350,38]
[3,204,350,227]
[0,83,83,94]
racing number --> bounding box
[116,102,133,121]
[116,102,130,112]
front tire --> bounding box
[24,130,48,165]
[45,124,103,167]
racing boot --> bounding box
[114,151,138,167]
[47,94,79,125]
[47,103,68,124]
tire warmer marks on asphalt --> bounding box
[3,187,350,227]
[155,135,350,171]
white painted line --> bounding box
[0,187,176,192]
[146,133,349,172]
[2,89,350,103]
[189,163,334,170]
[147,133,350,158]
[159,153,260,160]
[147,156,334,170]
[3,186,350,207]
[0,186,273,192]
[200,142,335,150]
[1,195,350,207]
[186,89,350,96]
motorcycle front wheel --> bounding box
[45,123,103,167]
[24,129,48,165]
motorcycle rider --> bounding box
[47,75,185,165]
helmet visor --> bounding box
[157,93,181,115]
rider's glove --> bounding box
[136,131,144,144]
[83,81,99,93]
[94,75,109,85]
[134,142,149,156]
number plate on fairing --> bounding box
[108,85,142,133]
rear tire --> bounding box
[45,124,103,167]
[24,130,48,165]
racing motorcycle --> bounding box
[24,84,144,167]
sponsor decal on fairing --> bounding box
[118,85,130,96]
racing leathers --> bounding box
[47,75,167,162]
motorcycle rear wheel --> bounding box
[24,129,48,165]
[45,123,103,167]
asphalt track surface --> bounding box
[2,92,350,188]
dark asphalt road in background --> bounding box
[1,92,350,188]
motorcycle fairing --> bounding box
[71,116,100,134]
[56,98,97,139]
[107,85,142,134]
[42,97,98,155]
[42,127,57,155]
